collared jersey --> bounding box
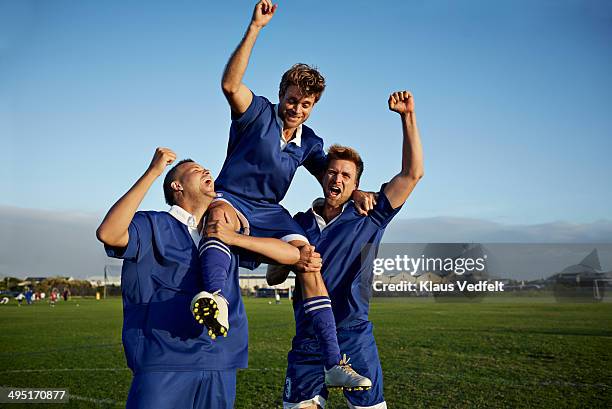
[105,210,249,373]
[291,186,401,338]
[215,94,327,203]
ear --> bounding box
[170,181,183,192]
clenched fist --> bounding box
[388,91,415,115]
[148,147,176,177]
[251,0,277,29]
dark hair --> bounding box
[163,159,194,205]
[279,63,326,102]
[327,145,364,184]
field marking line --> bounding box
[69,393,122,406]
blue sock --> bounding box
[199,237,232,294]
[304,296,341,370]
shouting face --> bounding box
[322,159,358,207]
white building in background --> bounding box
[87,275,121,287]
[239,273,295,293]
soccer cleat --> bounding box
[190,290,229,339]
[324,354,372,391]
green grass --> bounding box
[1,297,610,408]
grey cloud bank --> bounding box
[1,207,611,278]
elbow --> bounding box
[221,81,239,96]
[96,225,123,247]
[413,169,424,181]
[400,169,424,183]
[96,225,109,245]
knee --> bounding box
[207,201,240,231]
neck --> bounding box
[321,200,344,223]
[177,198,212,227]
[282,126,297,142]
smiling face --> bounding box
[278,85,317,129]
[164,160,215,208]
[175,161,214,199]
[322,159,359,207]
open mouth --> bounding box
[328,186,341,198]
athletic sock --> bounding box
[303,296,341,370]
[198,237,232,294]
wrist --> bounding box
[228,231,242,247]
[248,22,264,32]
[144,166,163,180]
[400,112,416,125]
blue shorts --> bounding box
[126,369,237,409]
[283,322,386,409]
[214,191,309,243]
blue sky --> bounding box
[3,0,612,224]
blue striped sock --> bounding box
[198,237,232,294]
[304,296,341,370]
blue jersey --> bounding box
[215,93,327,203]
[291,186,401,338]
[105,211,249,373]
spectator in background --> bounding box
[25,288,33,305]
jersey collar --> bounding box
[310,198,351,231]
[275,104,302,149]
[168,205,201,246]
[168,205,197,229]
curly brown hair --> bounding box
[279,63,326,102]
[327,144,364,184]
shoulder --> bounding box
[301,124,323,144]
[133,211,175,226]
[293,209,313,226]
[251,94,275,115]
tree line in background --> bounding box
[0,276,121,297]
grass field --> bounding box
[1,297,611,408]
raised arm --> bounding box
[221,0,277,114]
[206,220,299,265]
[384,91,424,209]
[96,148,176,247]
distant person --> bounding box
[25,289,33,305]
[16,293,24,306]
[96,148,299,409]
[62,288,70,301]
[268,91,423,408]
[275,291,281,305]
